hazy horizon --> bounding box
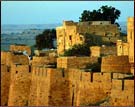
[2,1,134,25]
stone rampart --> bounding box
[29,67,116,106]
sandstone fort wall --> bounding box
[8,64,31,106]
[90,46,117,57]
[29,67,117,106]
[10,45,31,55]
[1,64,11,106]
[31,56,56,66]
[1,51,12,66]
[110,79,134,106]
[101,56,131,73]
[56,21,120,55]
[57,57,98,69]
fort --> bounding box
[1,17,134,106]
[56,20,120,55]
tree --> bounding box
[64,44,90,56]
[79,5,121,24]
[84,33,103,46]
[35,29,56,50]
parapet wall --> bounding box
[101,56,131,73]
[57,57,98,69]
[1,51,29,65]
[29,67,115,106]
[11,54,29,65]
[1,63,134,106]
[110,79,134,106]
[31,56,56,66]
[10,45,31,55]
[90,46,117,57]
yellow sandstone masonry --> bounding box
[31,56,56,66]
[101,56,131,73]
[1,64,11,106]
[10,45,31,55]
[1,17,134,106]
[127,17,134,63]
[56,20,120,55]
[1,51,12,66]
[110,79,134,106]
[8,64,31,106]
[117,17,134,63]
[90,46,117,57]
[1,63,134,106]
[57,56,98,69]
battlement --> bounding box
[101,55,131,73]
[10,45,31,55]
[2,63,134,106]
[31,67,122,83]
[110,79,134,106]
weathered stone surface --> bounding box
[101,56,131,73]
[10,45,31,55]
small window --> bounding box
[80,37,83,41]
[16,71,18,74]
[7,67,10,72]
[93,32,95,34]
[130,32,132,39]
[69,35,72,40]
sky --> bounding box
[1,1,134,25]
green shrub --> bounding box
[64,44,90,56]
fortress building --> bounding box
[116,17,134,74]
[1,17,134,106]
[117,17,134,62]
[56,21,120,55]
